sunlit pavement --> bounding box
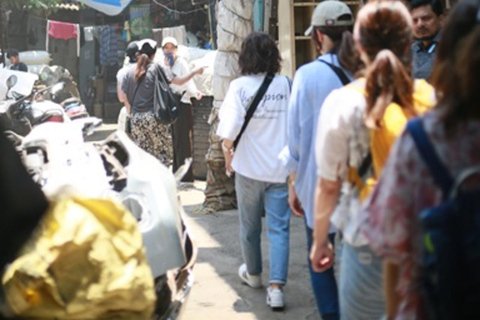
[179,181,321,320]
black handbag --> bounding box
[153,64,179,125]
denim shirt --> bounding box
[280,53,353,230]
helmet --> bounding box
[125,41,139,62]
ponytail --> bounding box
[314,26,363,75]
[338,30,364,76]
[364,49,413,129]
[135,53,149,82]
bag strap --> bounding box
[286,76,292,92]
[154,63,169,84]
[358,153,372,179]
[406,117,454,196]
[343,77,372,180]
[233,73,275,149]
[318,59,351,86]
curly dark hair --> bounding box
[239,32,281,75]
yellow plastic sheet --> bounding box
[2,197,155,319]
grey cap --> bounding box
[304,0,354,36]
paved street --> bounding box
[179,182,321,320]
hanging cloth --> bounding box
[46,20,81,56]
[84,26,95,42]
[99,25,119,66]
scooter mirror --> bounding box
[40,72,49,81]
[6,75,18,89]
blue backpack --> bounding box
[407,118,480,320]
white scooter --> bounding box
[12,122,196,320]
[0,71,70,136]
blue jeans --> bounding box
[339,242,385,320]
[235,173,291,284]
[306,227,340,320]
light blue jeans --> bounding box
[235,173,291,285]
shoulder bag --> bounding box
[153,64,179,125]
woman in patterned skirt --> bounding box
[121,39,204,167]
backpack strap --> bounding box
[345,80,373,183]
[233,73,275,149]
[318,59,351,86]
[406,117,454,197]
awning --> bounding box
[75,0,134,16]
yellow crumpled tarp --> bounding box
[2,197,156,320]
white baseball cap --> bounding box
[304,0,354,36]
[161,37,178,48]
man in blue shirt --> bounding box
[280,1,358,319]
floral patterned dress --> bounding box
[363,110,480,319]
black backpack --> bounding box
[407,118,480,320]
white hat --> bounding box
[161,37,178,48]
[304,0,354,36]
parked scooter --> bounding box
[37,65,89,120]
[10,122,196,320]
[0,74,69,136]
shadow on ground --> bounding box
[179,182,321,320]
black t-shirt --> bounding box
[10,62,28,72]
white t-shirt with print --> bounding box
[217,73,290,183]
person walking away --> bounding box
[117,41,138,132]
[7,49,28,72]
[363,1,480,318]
[217,32,291,310]
[279,1,360,319]
[121,39,204,167]
[162,37,202,183]
[410,0,444,80]
[310,1,435,319]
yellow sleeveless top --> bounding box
[348,79,435,201]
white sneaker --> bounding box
[238,264,262,288]
[266,287,285,310]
